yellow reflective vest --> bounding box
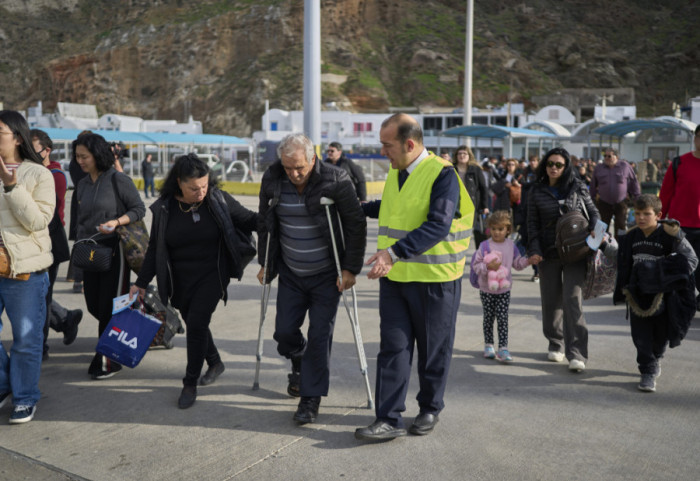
[377,154,474,283]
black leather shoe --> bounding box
[63,309,83,346]
[287,355,302,397]
[409,412,439,435]
[199,362,225,386]
[178,386,197,409]
[293,396,320,424]
[355,420,407,441]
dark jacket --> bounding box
[135,187,258,305]
[141,159,155,179]
[455,164,488,214]
[323,155,367,201]
[613,221,697,347]
[526,179,599,259]
[68,157,88,241]
[75,169,146,241]
[258,159,366,283]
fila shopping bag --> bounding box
[96,307,162,368]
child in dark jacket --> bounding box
[613,194,698,392]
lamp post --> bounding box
[303,0,321,148]
[463,0,474,147]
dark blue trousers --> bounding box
[375,277,461,428]
[274,263,340,397]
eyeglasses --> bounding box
[604,155,614,158]
[546,161,565,169]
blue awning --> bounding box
[592,119,694,137]
[33,128,248,146]
[442,125,557,139]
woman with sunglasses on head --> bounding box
[74,133,146,380]
[526,147,599,373]
[0,110,55,424]
[130,154,257,409]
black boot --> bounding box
[62,309,83,346]
[293,396,320,424]
[178,385,197,409]
[287,355,302,397]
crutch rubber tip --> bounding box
[367,401,374,409]
[252,383,260,390]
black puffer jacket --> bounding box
[258,159,366,283]
[136,187,258,305]
[526,179,599,259]
[455,164,488,213]
[323,155,367,201]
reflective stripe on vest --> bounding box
[377,154,474,283]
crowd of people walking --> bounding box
[0,108,697,442]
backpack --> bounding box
[555,191,590,264]
[469,241,490,288]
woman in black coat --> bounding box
[526,147,599,373]
[452,145,489,247]
[74,133,146,380]
[131,154,257,409]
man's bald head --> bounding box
[381,113,423,147]
[380,113,425,170]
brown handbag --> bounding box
[0,247,30,281]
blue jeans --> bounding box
[143,177,155,197]
[0,272,49,407]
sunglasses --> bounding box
[604,155,614,158]
[546,161,565,169]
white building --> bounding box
[98,114,143,132]
[28,101,99,130]
[28,101,203,136]
[254,101,697,166]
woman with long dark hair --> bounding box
[130,153,257,409]
[0,110,55,423]
[526,147,599,372]
[74,133,145,379]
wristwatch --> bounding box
[387,247,399,264]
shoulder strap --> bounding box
[110,173,127,217]
[50,168,67,181]
[672,156,681,181]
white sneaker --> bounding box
[548,351,565,362]
[569,359,586,372]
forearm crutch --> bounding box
[321,197,374,409]
[253,206,273,391]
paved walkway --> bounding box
[1,194,698,481]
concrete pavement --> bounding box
[1,193,698,481]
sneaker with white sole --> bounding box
[548,351,565,362]
[569,359,586,372]
[9,405,36,424]
[638,373,656,392]
[483,345,496,359]
[496,349,513,363]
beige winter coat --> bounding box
[0,161,55,275]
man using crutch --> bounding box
[257,133,366,424]
[355,113,474,441]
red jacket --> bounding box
[47,161,67,225]
[659,152,700,228]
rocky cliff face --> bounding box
[1,0,698,136]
